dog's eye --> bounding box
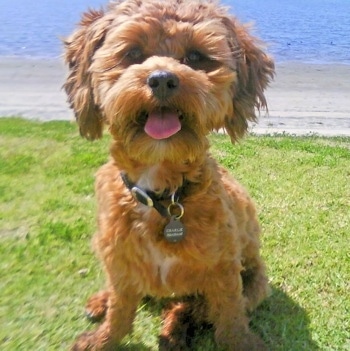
[183,50,221,72]
[185,50,205,63]
[125,47,144,63]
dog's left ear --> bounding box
[222,17,275,142]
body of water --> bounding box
[0,0,349,64]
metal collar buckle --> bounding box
[131,186,154,207]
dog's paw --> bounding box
[85,290,109,323]
[71,330,116,351]
[216,331,269,351]
[240,333,269,351]
[71,332,95,351]
[159,335,190,351]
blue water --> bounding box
[0,0,349,64]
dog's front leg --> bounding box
[205,266,268,351]
[71,288,141,351]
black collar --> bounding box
[121,172,189,218]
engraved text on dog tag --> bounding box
[164,216,186,243]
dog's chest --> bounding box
[146,241,177,286]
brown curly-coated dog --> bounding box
[64,0,274,350]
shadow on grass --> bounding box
[150,286,318,351]
[251,286,320,351]
[87,286,319,351]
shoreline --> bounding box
[1,57,350,137]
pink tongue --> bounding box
[144,111,181,140]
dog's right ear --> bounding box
[64,9,108,140]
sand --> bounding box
[1,57,349,136]
[254,63,350,136]
[0,58,70,121]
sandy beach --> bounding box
[1,57,349,136]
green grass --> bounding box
[1,117,349,351]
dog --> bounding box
[64,0,274,350]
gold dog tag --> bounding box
[164,216,186,243]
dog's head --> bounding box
[64,0,274,163]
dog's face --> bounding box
[64,0,274,164]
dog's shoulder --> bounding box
[94,160,126,200]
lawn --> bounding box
[0,117,349,351]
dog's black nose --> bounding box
[147,70,179,100]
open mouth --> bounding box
[143,108,183,140]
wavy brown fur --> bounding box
[64,0,274,350]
